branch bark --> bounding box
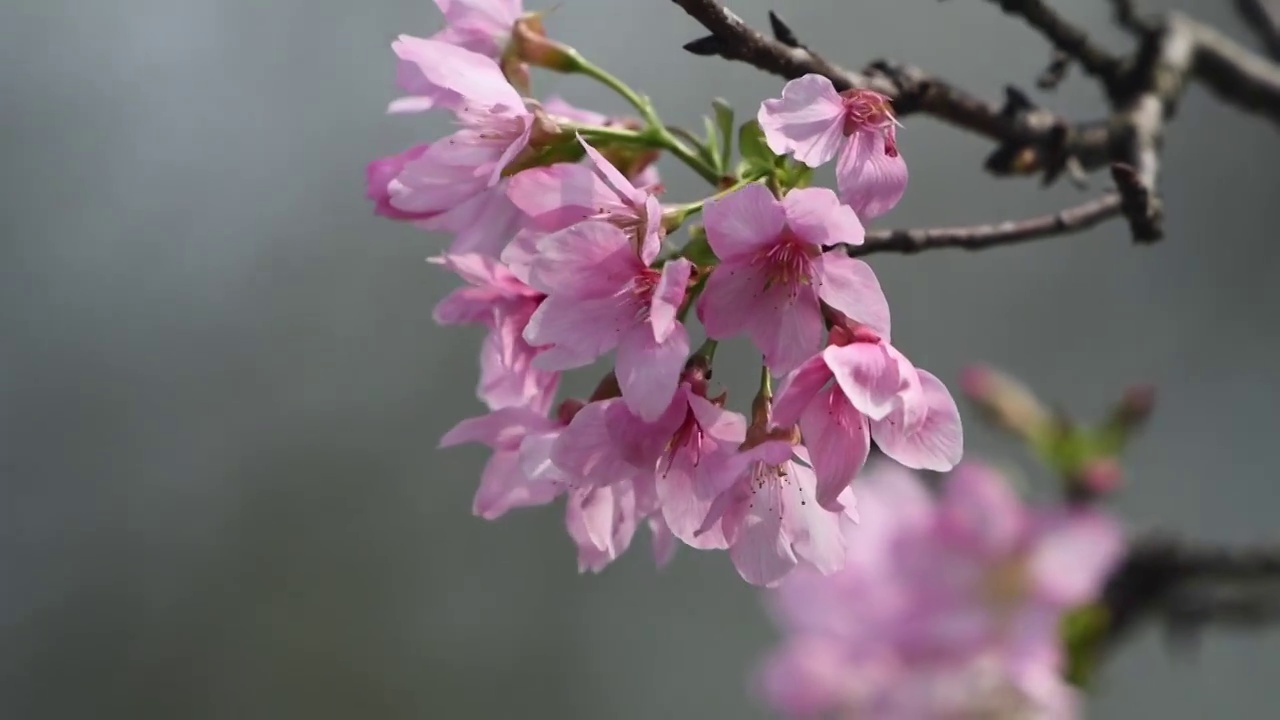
[671,0,1280,248]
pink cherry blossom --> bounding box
[522,221,693,421]
[696,183,883,374]
[565,483,639,573]
[698,438,857,587]
[773,323,963,501]
[438,405,563,519]
[551,364,748,550]
[430,253,558,413]
[757,461,1123,719]
[506,137,664,259]
[386,39,545,221]
[366,144,436,221]
[758,74,909,219]
[431,0,524,58]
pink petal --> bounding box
[781,187,865,248]
[1028,510,1126,606]
[426,182,524,257]
[506,163,613,232]
[937,462,1028,558]
[730,478,799,587]
[757,638,853,718]
[517,429,569,486]
[813,254,892,340]
[550,399,642,487]
[391,35,523,112]
[566,484,639,573]
[836,130,909,220]
[656,453,729,550]
[498,228,541,284]
[757,74,847,167]
[696,259,770,341]
[578,136,647,209]
[648,515,678,569]
[799,387,871,511]
[526,221,639,297]
[650,258,692,343]
[473,448,560,519]
[772,353,832,428]
[702,183,786,262]
[616,322,690,422]
[824,342,912,421]
[439,406,550,450]
[783,460,849,574]
[523,293,633,370]
[871,369,963,472]
[750,282,825,375]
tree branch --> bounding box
[1236,0,1280,60]
[670,0,1280,246]
[985,0,1126,89]
[1100,537,1280,652]
[832,163,1158,257]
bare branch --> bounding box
[985,0,1126,88]
[1237,0,1280,60]
[832,162,1159,257]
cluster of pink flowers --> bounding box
[368,0,961,586]
[759,461,1125,718]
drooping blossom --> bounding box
[386,39,555,226]
[440,394,671,573]
[551,360,746,549]
[773,317,963,508]
[430,253,558,413]
[438,404,567,520]
[389,1,525,114]
[522,221,693,421]
[696,182,884,374]
[758,461,1125,719]
[758,74,908,219]
[507,136,664,259]
[697,436,858,587]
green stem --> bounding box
[571,57,722,185]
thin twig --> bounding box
[1236,0,1280,60]
[986,0,1126,90]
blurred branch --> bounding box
[1236,0,1280,60]
[670,0,1280,248]
[1100,537,1280,653]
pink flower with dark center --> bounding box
[523,220,693,421]
[697,426,858,587]
[757,461,1122,719]
[431,253,558,413]
[773,320,963,503]
[696,183,885,374]
[385,39,552,230]
[758,74,909,219]
[506,137,665,260]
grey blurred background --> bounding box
[2,0,1278,717]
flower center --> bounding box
[837,89,901,157]
[761,233,816,293]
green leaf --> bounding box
[712,98,734,169]
[701,115,722,171]
[680,225,719,266]
[737,119,776,170]
[1061,604,1110,687]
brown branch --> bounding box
[671,0,1280,248]
[1100,536,1280,653]
[836,163,1157,257]
[1237,0,1280,60]
[985,0,1126,89]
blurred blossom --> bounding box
[758,461,1126,719]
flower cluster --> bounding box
[367,1,962,586]
[758,461,1126,718]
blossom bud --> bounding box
[960,364,1051,442]
[1105,384,1156,436]
[511,13,582,73]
